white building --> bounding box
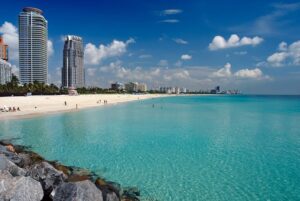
[19,7,48,84]
[0,59,12,84]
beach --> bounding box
[0,94,166,120]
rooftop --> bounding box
[23,7,43,15]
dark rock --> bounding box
[0,144,22,165]
[95,178,121,200]
[121,187,140,201]
[52,180,103,201]
[18,153,33,168]
[0,154,27,176]
[28,161,67,195]
[106,192,119,201]
[0,170,44,201]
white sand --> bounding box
[0,94,168,120]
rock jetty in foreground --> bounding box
[0,140,141,201]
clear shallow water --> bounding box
[1,95,300,200]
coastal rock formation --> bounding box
[52,180,103,201]
[28,161,67,195]
[0,170,44,201]
[0,140,142,201]
[0,154,27,176]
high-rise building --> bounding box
[19,7,48,84]
[0,59,12,84]
[0,35,12,84]
[0,35,8,61]
[61,35,84,88]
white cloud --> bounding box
[139,54,152,59]
[234,68,263,78]
[211,63,269,80]
[158,59,168,67]
[267,40,300,67]
[161,9,182,15]
[87,68,97,77]
[173,38,188,44]
[160,19,179,23]
[0,21,18,61]
[211,63,232,78]
[181,54,192,60]
[234,51,248,55]
[47,40,54,57]
[84,38,135,65]
[209,34,263,51]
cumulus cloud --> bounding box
[173,38,188,45]
[211,63,232,78]
[47,40,54,57]
[158,59,168,67]
[209,34,263,51]
[267,40,300,67]
[181,54,192,60]
[234,68,263,78]
[161,9,182,15]
[84,38,135,65]
[211,63,269,80]
[0,21,18,61]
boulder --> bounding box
[106,192,119,201]
[0,154,26,176]
[122,187,140,201]
[95,178,121,200]
[0,145,22,165]
[27,161,67,195]
[0,170,44,201]
[52,180,103,201]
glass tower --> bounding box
[19,7,48,84]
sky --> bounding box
[0,0,300,94]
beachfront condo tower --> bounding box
[61,35,85,88]
[19,7,48,84]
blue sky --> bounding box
[0,0,300,94]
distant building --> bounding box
[0,36,12,84]
[175,87,180,94]
[61,35,85,88]
[125,82,138,92]
[0,59,12,84]
[111,82,124,91]
[0,35,8,61]
[137,83,147,92]
[19,7,48,84]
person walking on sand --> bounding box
[76,104,78,109]
[64,101,67,106]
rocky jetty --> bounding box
[0,140,141,201]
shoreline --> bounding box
[0,94,170,121]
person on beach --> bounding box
[64,101,67,106]
[76,104,78,109]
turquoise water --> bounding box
[1,95,300,200]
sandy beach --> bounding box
[0,94,167,120]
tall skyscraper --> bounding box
[61,35,85,88]
[19,7,48,84]
[0,35,12,84]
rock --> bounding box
[18,153,32,168]
[5,144,15,152]
[0,170,44,201]
[0,144,22,165]
[52,180,103,201]
[28,161,67,195]
[122,187,140,201]
[95,178,121,200]
[106,192,119,201]
[0,154,27,176]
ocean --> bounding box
[1,95,300,200]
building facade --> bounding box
[0,35,8,61]
[0,59,12,84]
[61,35,84,88]
[19,7,48,84]
[0,35,12,84]
[111,82,124,91]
